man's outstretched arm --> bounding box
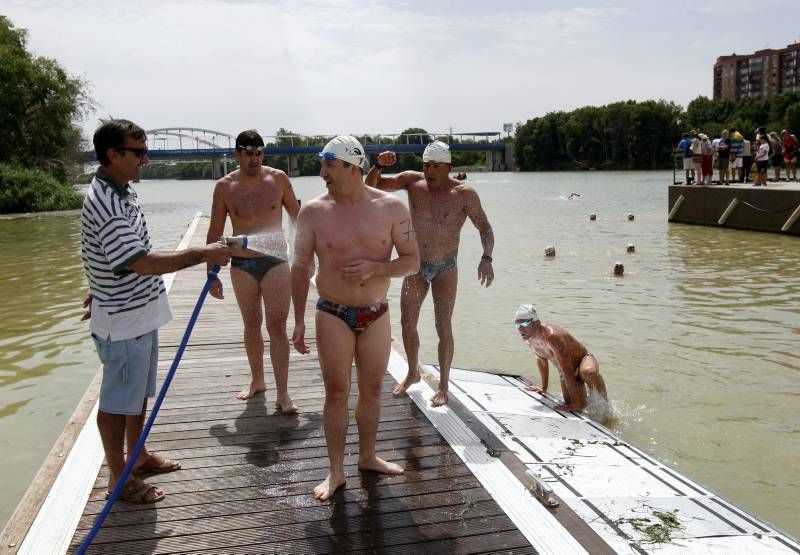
[366,151,419,192]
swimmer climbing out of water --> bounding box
[514,304,608,412]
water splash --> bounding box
[583,388,620,425]
[221,228,293,261]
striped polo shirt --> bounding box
[80,169,172,340]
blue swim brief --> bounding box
[92,329,159,415]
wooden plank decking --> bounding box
[66,218,535,554]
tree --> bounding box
[398,128,431,145]
[0,16,93,181]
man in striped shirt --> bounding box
[81,119,232,503]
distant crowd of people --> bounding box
[676,127,798,187]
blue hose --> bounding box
[77,265,221,554]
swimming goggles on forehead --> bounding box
[318,151,338,161]
[514,319,533,330]
[237,145,264,154]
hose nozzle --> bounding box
[218,235,248,249]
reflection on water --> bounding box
[0,173,797,538]
[0,213,98,528]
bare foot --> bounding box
[236,382,266,401]
[313,473,346,501]
[358,455,404,475]
[430,387,449,407]
[392,371,421,396]
[275,394,298,414]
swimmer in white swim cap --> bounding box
[514,304,609,413]
[365,138,495,407]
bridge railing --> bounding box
[144,129,504,151]
[145,142,506,160]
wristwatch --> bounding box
[373,162,385,169]
[481,255,493,263]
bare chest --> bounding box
[315,209,393,258]
[408,187,468,230]
[225,181,284,221]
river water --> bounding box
[0,171,797,537]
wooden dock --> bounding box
[6,215,575,554]
[668,181,800,235]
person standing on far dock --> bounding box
[206,129,301,412]
[366,141,495,407]
[676,132,695,185]
[290,136,420,501]
[755,135,770,186]
[781,130,797,181]
[81,119,232,503]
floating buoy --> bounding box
[613,262,624,276]
[627,213,635,221]
[627,243,635,253]
[545,246,556,257]
[589,213,597,221]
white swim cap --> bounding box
[422,140,452,164]
[514,304,539,322]
[318,135,368,170]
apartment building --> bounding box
[713,42,800,100]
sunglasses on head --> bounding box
[237,145,264,156]
[514,319,533,330]
[116,146,148,159]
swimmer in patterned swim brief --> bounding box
[419,258,457,282]
[366,141,495,407]
[290,135,420,502]
[514,304,609,413]
[316,298,388,335]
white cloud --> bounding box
[2,1,798,138]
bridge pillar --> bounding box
[486,150,502,171]
[288,155,300,177]
[210,157,224,180]
[504,143,514,171]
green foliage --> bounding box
[257,128,485,176]
[140,160,240,180]
[515,101,683,170]
[0,17,93,182]
[786,103,800,135]
[514,93,800,171]
[684,92,800,135]
[0,16,93,212]
[0,163,83,212]
[397,128,432,145]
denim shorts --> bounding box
[92,329,158,415]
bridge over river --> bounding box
[88,128,513,178]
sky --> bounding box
[4,0,800,141]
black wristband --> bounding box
[373,162,384,169]
[481,255,492,263]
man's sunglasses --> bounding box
[116,147,148,159]
[237,145,264,156]
[514,319,533,330]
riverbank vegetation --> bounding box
[514,94,800,171]
[264,127,487,177]
[139,127,489,180]
[0,16,91,213]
